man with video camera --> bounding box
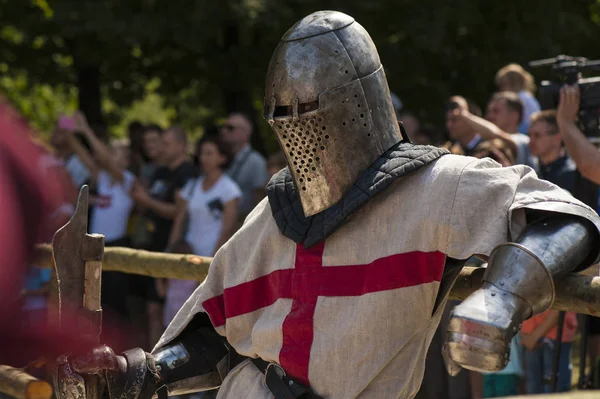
[557,85,600,185]
[557,83,600,389]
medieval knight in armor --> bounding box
[54,10,600,399]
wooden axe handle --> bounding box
[83,260,102,315]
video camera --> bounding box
[529,55,600,142]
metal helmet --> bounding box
[264,10,403,217]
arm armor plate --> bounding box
[484,213,598,318]
[447,212,599,373]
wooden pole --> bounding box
[80,234,105,399]
[33,244,600,317]
[507,392,600,398]
[0,366,52,399]
[34,244,211,281]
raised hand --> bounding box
[557,84,580,125]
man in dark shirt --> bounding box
[132,126,197,250]
[528,110,576,193]
[130,126,198,347]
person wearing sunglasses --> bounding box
[220,113,269,221]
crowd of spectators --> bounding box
[413,64,597,399]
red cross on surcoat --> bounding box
[202,241,445,386]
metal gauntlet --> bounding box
[109,327,233,399]
[150,328,230,397]
[53,346,159,399]
[447,214,597,373]
[55,318,238,399]
[105,349,162,399]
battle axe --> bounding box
[52,186,105,399]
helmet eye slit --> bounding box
[273,101,319,118]
[274,105,293,118]
[298,101,319,114]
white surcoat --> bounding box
[156,155,595,398]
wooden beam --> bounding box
[507,392,600,398]
[34,244,211,281]
[0,366,52,399]
[34,245,600,317]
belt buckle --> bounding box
[264,362,287,385]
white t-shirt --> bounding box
[90,170,135,242]
[182,175,241,257]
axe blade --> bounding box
[52,186,89,326]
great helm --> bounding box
[264,11,403,217]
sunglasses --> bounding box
[222,124,238,132]
[529,132,557,140]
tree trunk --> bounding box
[222,20,267,155]
[75,65,106,138]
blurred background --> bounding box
[1,0,599,149]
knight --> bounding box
[53,11,600,399]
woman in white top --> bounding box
[65,114,136,245]
[164,135,241,327]
[65,113,136,349]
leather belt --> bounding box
[251,358,324,399]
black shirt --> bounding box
[538,154,577,194]
[146,161,198,251]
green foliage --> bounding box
[0,71,77,136]
[104,90,176,138]
[1,0,600,146]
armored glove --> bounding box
[53,345,161,399]
[446,215,597,373]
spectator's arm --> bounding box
[75,112,125,184]
[526,311,560,347]
[65,133,100,183]
[138,175,151,190]
[144,197,176,219]
[130,182,177,219]
[215,198,239,251]
[459,110,519,156]
[559,121,600,182]
[167,192,188,250]
[557,85,600,185]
